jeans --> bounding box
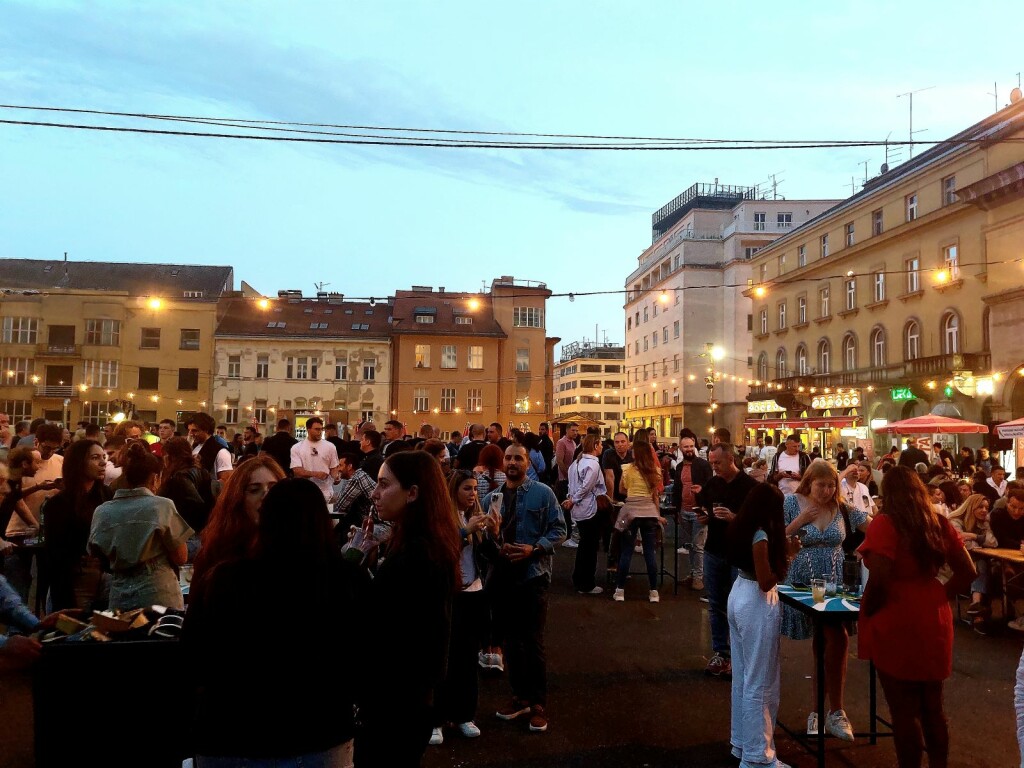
[490,576,550,706]
[616,519,659,590]
[2,548,34,603]
[196,741,353,768]
[681,510,706,579]
[704,550,738,655]
[971,558,989,596]
[572,515,602,592]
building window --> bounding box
[513,307,544,328]
[414,344,430,368]
[467,388,482,412]
[759,263,768,283]
[643,306,649,323]
[776,349,787,379]
[468,346,483,369]
[643,337,649,352]
[845,222,855,247]
[85,319,120,346]
[673,355,680,372]
[942,175,957,206]
[777,212,792,228]
[906,257,920,293]
[778,303,787,330]
[334,361,347,381]
[441,388,456,412]
[798,296,807,324]
[873,271,885,302]
[759,310,767,335]
[943,244,959,280]
[819,286,830,318]
[516,348,530,372]
[138,367,160,390]
[441,345,457,369]
[627,317,632,330]
[673,320,680,338]
[651,331,658,348]
[906,193,918,222]
[872,208,884,236]
[845,279,856,310]
[180,329,201,350]
[1,357,34,385]
[843,334,856,370]
[178,367,199,390]
[820,234,829,259]
[754,212,766,231]
[224,406,239,424]
[757,353,768,381]
[796,345,808,376]
[745,247,763,259]
[256,355,269,379]
[778,253,787,274]
[254,405,267,424]
[140,327,161,349]
[798,245,807,268]
[905,320,920,360]
[227,355,241,379]
[871,328,886,367]
[415,314,435,324]
[413,388,429,412]
[83,360,119,388]
[363,360,376,381]
[662,327,668,344]
[286,356,318,380]
[817,339,831,374]
[942,312,960,354]
[80,401,107,425]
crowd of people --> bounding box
[2,408,1024,767]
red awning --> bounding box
[744,416,857,430]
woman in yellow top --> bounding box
[612,431,664,603]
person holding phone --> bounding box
[768,434,810,495]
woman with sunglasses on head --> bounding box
[430,470,489,746]
[183,478,368,768]
[357,451,462,767]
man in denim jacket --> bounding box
[481,444,566,734]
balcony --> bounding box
[35,385,75,398]
[903,352,990,378]
[35,343,81,357]
[722,219,796,238]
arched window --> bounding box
[942,311,960,354]
[842,334,857,370]
[817,339,831,375]
[776,348,788,379]
[871,327,886,367]
[757,353,768,381]
[904,320,921,360]
[796,344,809,376]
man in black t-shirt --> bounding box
[261,418,298,477]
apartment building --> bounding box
[0,259,231,427]
[554,340,626,437]
[747,97,1024,458]
[623,184,837,441]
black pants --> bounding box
[355,701,431,768]
[572,515,602,592]
[434,589,485,725]
[491,576,549,707]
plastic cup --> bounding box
[824,573,838,597]
[811,578,826,603]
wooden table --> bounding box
[970,546,1024,619]
[777,584,892,768]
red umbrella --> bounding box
[880,414,988,434]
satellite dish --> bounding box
[880,162,890,174]
[1011,87,1023,104]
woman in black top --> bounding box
[158,437,213,559]
[357,451,462,767]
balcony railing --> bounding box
[903,352,989,378]
[35,343,81,356]
[35,385,75,398]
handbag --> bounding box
[595,493,614,514]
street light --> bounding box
[699,342,725,431]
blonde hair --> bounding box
[948,493,989,533]
[794,458,841,507]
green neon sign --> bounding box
[891,387,915,401]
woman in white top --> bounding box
[562,434,607,595]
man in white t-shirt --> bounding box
[769,434,809,495]
[290,416,340,507]
[18,423,64,529]
[839,464,874,517]
[759,435,778,465]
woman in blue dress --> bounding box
[781,459,869,743]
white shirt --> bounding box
[760,445,778,464]
[841,478,873,516]
[192,441,233,478]
[987,477,1008,498]
[291,438,339,502]
[7,454,64,537]
[776,451,801,494]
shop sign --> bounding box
[891,387,915,401]
[840,427,867,439]
[810,391,860,409]
[869,418,888,430]
[747,399,783,414]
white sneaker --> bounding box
[562,538,579,549]
[457,721,481,738]
[676,545,690,554]
[634,543,643,553]
[825,709,854,741]
[477,651,489,669]
[648,590,660,603]
[429,727,444,746]
[488,652,505,672]
[1008,616,1024,632]
[613,588,625,602]
[578,586,604,595]
[806,711,818,736]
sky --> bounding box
[1,1,1021,356]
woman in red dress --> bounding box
[858,465,975,768]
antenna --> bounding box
[313,281,330,292]
[859,160,869,184]
[883,130,902,169]
[987,81,999,111]
[897,86,935,159]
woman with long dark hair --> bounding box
[611,430,664,602]
[358,451,462,767]
[42,439,112,611]
[88,442,192,610]
[191,455,284,591]
[859,465,975,768]
[183,478,367,767]
[727,482,795,768]
[158,436,213,560]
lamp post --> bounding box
[701,342,725,434]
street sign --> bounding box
[891,387,915,401]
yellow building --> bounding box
[213,292,392,436]
[554,341,626,437]
[746,98,1024,458]
[389,277,557,439]
[0,259,232,427]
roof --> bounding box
[216,296,391,340]
[390,290,506,337]
[0,258,233,299]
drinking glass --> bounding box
[824,571,838,598]
[810,578,826,603]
